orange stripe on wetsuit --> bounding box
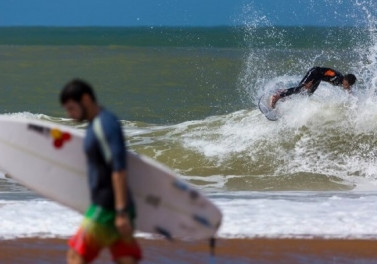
[324,70,336,77]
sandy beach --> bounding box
[1,237,377,264]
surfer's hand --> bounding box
[115,214,133,238]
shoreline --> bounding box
[1,237,377,264]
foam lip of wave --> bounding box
[167,86,377,189]
[3,89,377,192]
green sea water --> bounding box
[0,27,250,123]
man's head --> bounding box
[342,73,357,90]
[60,79,98,121]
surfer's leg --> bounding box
[110,237,142,264]
[271,85,304,107]
[68,207,112,264]
[67,225,101,263]
[270,87,294,108]
[279,86,302,98]
[270,93,281,108]
[67,248,86,264]
[114,257,138,264]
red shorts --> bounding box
[68,205,142,263]
[68,227,142,263]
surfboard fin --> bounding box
[209,237,216,264]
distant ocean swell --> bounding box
[0,26,372,49]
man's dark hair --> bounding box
[60,79,97,105]
[344,74,357,86]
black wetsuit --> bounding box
[279,67,344,98]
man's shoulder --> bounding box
[98,109,123,136]
[99,109,120,125]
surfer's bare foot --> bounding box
[270,94,280,108]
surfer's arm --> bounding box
[112,169,133,237]
[109,129,133,237]
[101,116,133,236]
[112,169,128,212]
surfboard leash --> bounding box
[209,237,216,264]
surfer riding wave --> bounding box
[270,67,357,108]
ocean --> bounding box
[1,9,377,263]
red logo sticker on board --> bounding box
[27,124,72,149]
[50,128,72,149]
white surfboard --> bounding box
[0,117,222,240]
[258,93,279,121]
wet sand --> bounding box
[1,237,377,264]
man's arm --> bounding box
[113,170,127,211]
[94,115,133,237]
[112,169,133,238]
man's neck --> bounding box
[87,104,101,121]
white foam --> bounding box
[1,192,377,240]
[181,175,237,190]
[164,84,377,190]
[0,172,7,180]
[0,200,81,239]
[215,191,377,239]
[1,112,46,120]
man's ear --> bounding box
[81,93,92,106]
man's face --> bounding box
[63,99,86,122]
[342,79,351,90]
